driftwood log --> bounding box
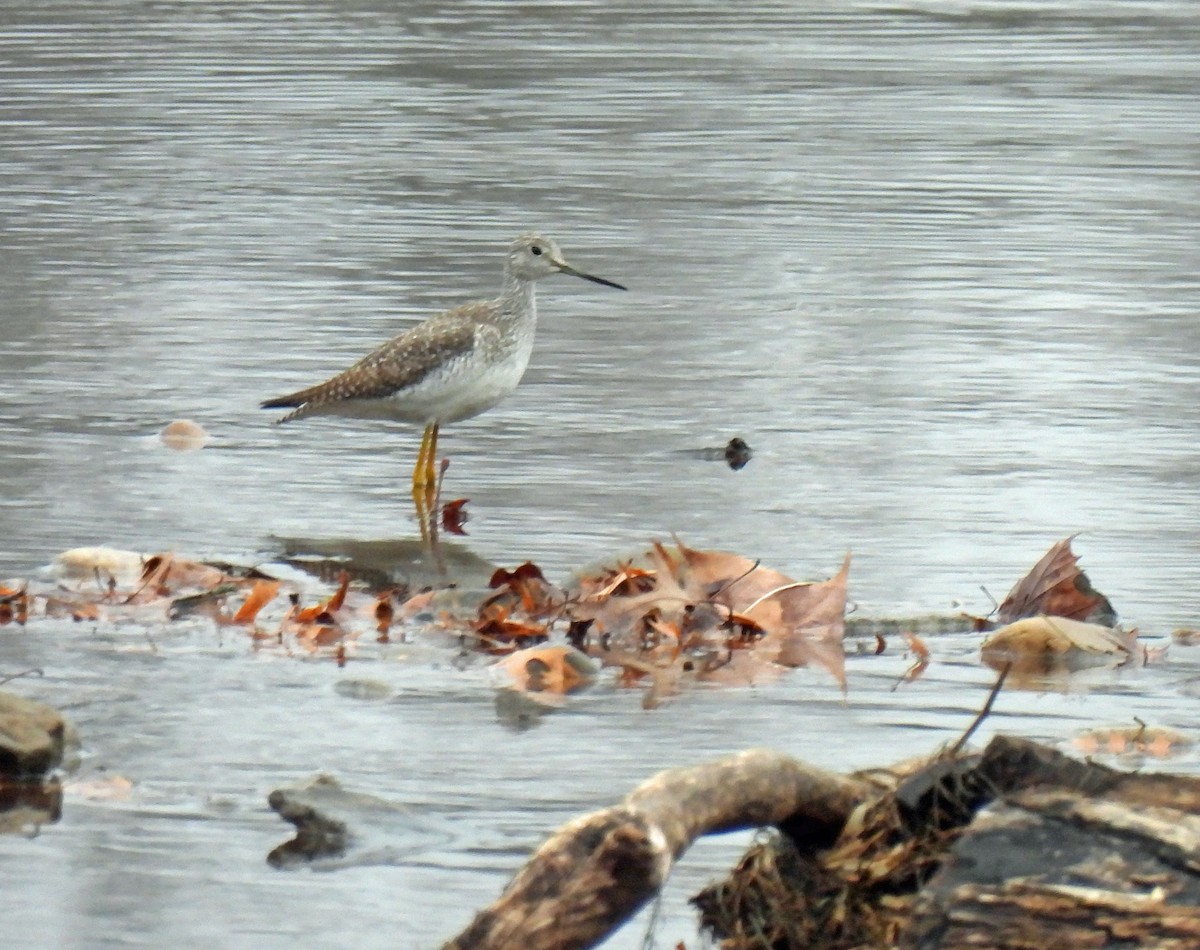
[443,748,871,950]
[900,736,1200,949]
[444,736,1200,950]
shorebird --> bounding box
[262,234,625,509]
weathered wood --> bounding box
[442,748,871,950]
[902,798,1200,949]
[899,737,1200,949]
[443,735,1200,950]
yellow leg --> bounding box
[425,422,439,491]
[412,423,439,542]
[412,423,440,493]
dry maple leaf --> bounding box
[744,553,851,689]
[571,540,849,691]
[571,542,693,639]
[997,536,1116,625]
[673,536,796,611]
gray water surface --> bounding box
[2,2,1199,948]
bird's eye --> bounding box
[530,245,543,256]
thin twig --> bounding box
[979,584,998,615]
[949,663,1010,756]
[741,581,812,617]
[711,558,762,600]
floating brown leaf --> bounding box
[441,498,470,535]
[982,615,1137,678]
[232,579,282,624]
[1073,724,1193,758]
[569,540,849,692]
[748,553,851,688]
[124,553,233,604]
[899,632,930,684]
[70,602,101,622]
[492,644,596,695]
[374,591,396,638]
[295,624,344,650]
[585,562,657,600]
[674,536,795,610]
[292,571,350,623]
[997,537,1116,625]
[471,603,549,654]
[0,586,28,625]
[485,562,560,618]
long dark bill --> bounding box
[558,262,627,291]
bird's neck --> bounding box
[497,275,537,328]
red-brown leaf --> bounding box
[997,537,1116,625]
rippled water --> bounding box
[2,2,1199,947]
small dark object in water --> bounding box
[680,437,753,469]
[724,437,752,470]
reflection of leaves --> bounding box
[998,537,1116,625]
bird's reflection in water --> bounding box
[273,534,497,592]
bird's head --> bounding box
[507,234,626,290]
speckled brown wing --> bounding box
[261,310,480,422]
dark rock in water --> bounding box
[723,437,752,470]
[0,692,67,836]
[267,775,352,867]
[267,773,453,869]
[680,436,753,470]
[0,691,66,779]
[0,777,63,835]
